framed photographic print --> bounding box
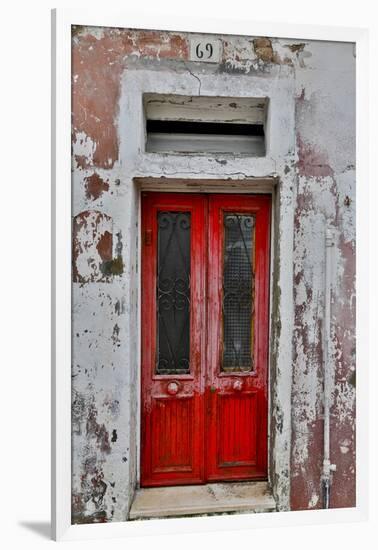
[52,7,369,541]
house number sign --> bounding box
[189,38,222,63]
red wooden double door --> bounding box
[141,192,271,487]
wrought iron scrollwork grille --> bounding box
[156,211,191,374]
[222,213,255,372]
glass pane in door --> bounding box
[156,211,191,374]
[222,213,255,372]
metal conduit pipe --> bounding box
[322,228,337,508]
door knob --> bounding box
[233,380,243,392]
[167,381,180,395]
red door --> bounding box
[141,192,270,487]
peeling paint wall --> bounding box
[291,44,356,509]
[71,27,355,522]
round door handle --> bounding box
[167,381,180,395]
[233,380,243,392]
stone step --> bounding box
[129,481,276,520]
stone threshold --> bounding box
[129,481,276,520]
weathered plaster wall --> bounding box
[291,43,356,509]
[71,27,355,522]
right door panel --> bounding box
[206,194,271,481]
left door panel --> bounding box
[141,193,206,487]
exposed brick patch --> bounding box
[253,38,274,63]
[72,210,113,283]
[84,173,109,200]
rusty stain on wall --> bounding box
[297,135,334,179]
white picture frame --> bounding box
[51,8,369,541]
